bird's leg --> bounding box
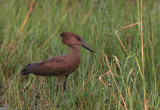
[63,75,68,91]
[56,76,62,93]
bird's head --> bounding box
[60,32,94,53]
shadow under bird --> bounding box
[21,32,94,92]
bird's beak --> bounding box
[81,41,94,53]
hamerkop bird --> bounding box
[21,32,94,92]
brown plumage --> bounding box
[21,32,94,92]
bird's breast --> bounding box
[63,56,81,75]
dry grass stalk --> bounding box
[19,0,35,34]
[115,22,139,54]
[99,54,128,110]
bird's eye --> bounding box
[76,37,81,41]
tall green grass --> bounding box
[0,0,160,109]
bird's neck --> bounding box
[69,46,81,61]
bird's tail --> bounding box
[21,64,31,75]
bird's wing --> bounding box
[32,56,70,76]
[39,57,66,65]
